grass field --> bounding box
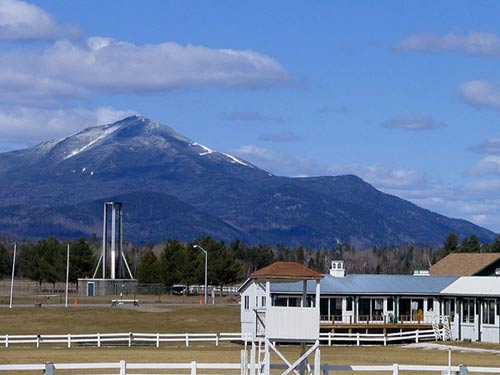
[1,304,500,373]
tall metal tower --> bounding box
[93,202,133,279]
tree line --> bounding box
[1,232,499,286]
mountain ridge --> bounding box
[0,115,495,248]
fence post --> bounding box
[241,349,248,375]
[128,332,132,347]
[250,342,256,375]
[37,335,40,348]
[67,333,71,348]
[392,363,399,375]
[97,333,101,348]
[120,360,126,375]
[314,348,320,375]
[356,332,360,346]
[5,334,7,348]
[416,330,419,343]
[328,332,331,346]
[191,361,197,375]
[384,332,387,346]
[216,333,219,347]
[44,362,55,375]
[186,333,189,347]
[156,333,160,348]
[458,364,468,375]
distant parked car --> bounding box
[171,284,187,295]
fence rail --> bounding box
[0,328,445,348]
[2,361,500,375]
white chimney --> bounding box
[329,260,345,277]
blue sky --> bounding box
[2,0,500,233]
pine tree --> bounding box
[160,239,188,286]
[69,238,97,282]
[137,250,162,283]
[443,233,458,255]
[0,244,11,279]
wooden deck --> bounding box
[320,322,434,332]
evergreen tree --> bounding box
[0,244,11,279]
[460,235,481,253]
[69,238,97,282]
[22,238,66,286]
[485,235,500,253]
[160,239,188,286]
[137,250,162,283]
[443,233,458,255]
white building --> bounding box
[239,260,500,343]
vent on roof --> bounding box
[330,260,345,277]
[413,270,430,276]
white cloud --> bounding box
[396,32,500,55]
[470,137,500,154]
[0,106,136,147]
[0,37,290,104]
[469,156,500,176]
[382,113,446,131]
[459,80,500,109]
[233,145,324,176]
[233,145,426,190]
[44,38,290,92]
[222,111,287,124]
[466,178,500,192]
[258,132,301,142]
[232,144,500,231]
[0,0,80,41]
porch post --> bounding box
[395,297,399,323]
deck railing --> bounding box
[320,314,449,325]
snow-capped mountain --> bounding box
[0,116,495,248]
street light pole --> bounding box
[193,245,208,305]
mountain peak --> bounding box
[0,115,495,248]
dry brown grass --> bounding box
[1,305,500,373]
[0,305,240,334]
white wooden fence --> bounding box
[0,328,444,348]
[0,332,243,348]
[320,328,439,346]
[1,361,500,375]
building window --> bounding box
[462,299,475,323]
[387,298,394,311]
[483,300,496,325]
[444,298,455,317]
[244,295,249,310]
[274,296,287,306]
[261,296,266,307]
[346,297,353,311]
[427,298,434,312]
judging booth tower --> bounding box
[248,262,323,375]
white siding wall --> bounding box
[240,282,266,337]
[266,306,319,340]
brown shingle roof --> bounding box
[430,253,500,276]
[250,262,323,281]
